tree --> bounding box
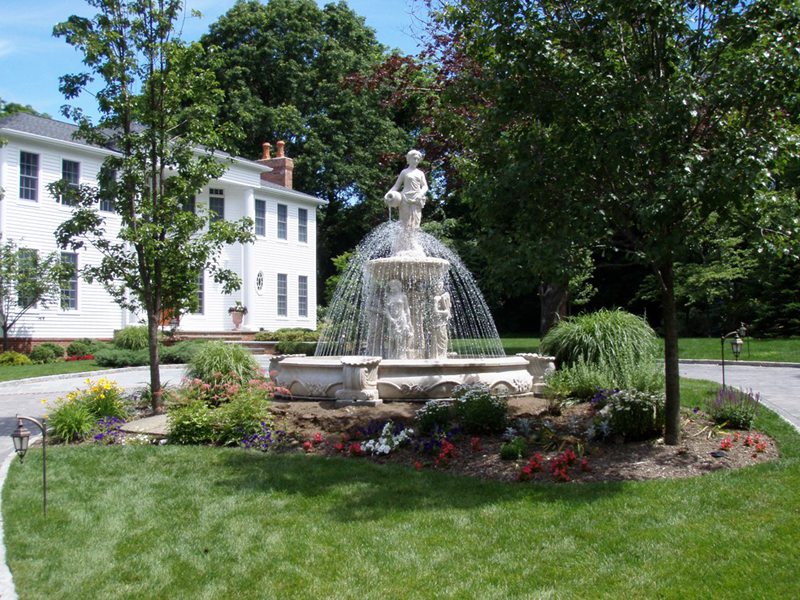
[0,240,67,351]
[0,98,49,119]
[427,0,800,443]
[53,0,253,412]
[201,0,412,293]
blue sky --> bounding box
[0,0,425,120]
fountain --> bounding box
[271,151,554,405]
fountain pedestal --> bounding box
[335,356,383,406]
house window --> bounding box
[60,252,78,310]
[209,188,224,222]
[277,203,287,240]
[60,159,80,205]
[298,207,308,243]
[99,168,116,212]
[17,249,38,308]
[255,199,266,236]
[193,272,204,314]
[181,196,196,214]
[298,275,308,317]
[277,273,287,316]
[19,151,39,200]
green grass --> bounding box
[0,360,106,382]
[4,379,799,598]
[678,337,800,363]
[501,336,800,363]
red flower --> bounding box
[518,466,533,482]
[302,441,313,453]
[414,461,423,471]
[348,442,364,456]
[755,441,767,453]
[719,437,733,451]
[312,432,323,445]
[733,431,741,442]
[333,442,345,453]
[580,457,591,472]
[527,452,543,472]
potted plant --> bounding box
[228,301,248,330]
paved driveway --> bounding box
[680,362,800,431]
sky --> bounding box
[0,0,426,121]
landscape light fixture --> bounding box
[720,324,747,388]
[11,415,48,517]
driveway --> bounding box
[680,362,800,431]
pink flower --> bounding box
[333,442,344,453]
[312,432,323,445]
[719,437,733,451]
[302,441,313,453]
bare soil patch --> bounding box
[270,395,778,484]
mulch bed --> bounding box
[269,395,779,484]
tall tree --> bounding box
[0,240,67,351]
[428,0,800,443]
[53,0,253,412]
[202,0,412,292]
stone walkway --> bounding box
[120,414,168,436]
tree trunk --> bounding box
[147,311,163,414]
[661,259,681,445]
[2,325,9,352]
[539,281,569,335]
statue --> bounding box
[384,279,414,359]
[432,280,452,359]
[385,150,428,255]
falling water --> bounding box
[316,221,505,359]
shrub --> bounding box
[38,342,65,358]
[48,398,94,442]
[93,347,150,367]
[500,437,527,460]
[415,399,453,435]
[29,345,59,363]
[0,351,31,366]
[167,400,215,445]
[275,340,318,355]
[161,341,206,364]
[254,328,319,342]
[113,325,152,350]
[66,340,92,357]
[545,357,664,401]
[541,309,659,367]
[188,341,260,385]
[452,384,508,434]
[707,387,760,429]
[213,389,273,446]
[589,389,665,441]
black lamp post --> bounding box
[720,324,747,388]
[11,415,47,517]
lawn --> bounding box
[501,336,800,363]
[4,379,799,598]
[0,360,106,382]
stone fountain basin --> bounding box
[271,353,554,402]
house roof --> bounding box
[1,112,326,204]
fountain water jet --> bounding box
[272,151,554,404]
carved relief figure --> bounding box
[384,279,413,358]
[432,280,452,359]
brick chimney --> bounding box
[256,140,294,189]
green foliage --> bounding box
[79,378,128,419]
[167,401,215,445]
[275,340,318,355]
[28,345,58,364]
[254,328,319,342]
[160,341,207,364]
[542,310,663,399]
[0,240,68,350]
[213,392,273,446]
[0,351,31,366]
[202,0,411,284]
[452,384,507,434]
[188,341,260,386]
[38,342,65,359]
[500,437,526,461]
[541,309,658,368]
[113,326,153,350]
[93,347,149,368]
[48,400,94,443]
[52,0,255,412]
[415,400,453,436]
[707,387,760,430]
[590,390,666,442]
[66,340,92,357]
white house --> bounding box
[0,113,325,345]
